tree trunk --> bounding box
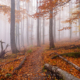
[27,2,29,46]
[11,0,18,53]
[39,18,41,45]
[54,12,56,42]
[0,41,9,58]
[49,10,55,49]
[59,10,61,41]
[37,0,40,47]
[16,0,20,50]
[43,17,45,44]
[37,18,40,46]
[79,0,80,39]
[39,0,41,45]
[44,64,80,80]
[69,1,72,41]
[31,18,33,46]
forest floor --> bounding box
[0,40,80,80]
[0,45,46,80]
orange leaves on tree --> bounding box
[58,27,71,31]
[33,0,71,18]
[63,2,80,24]
[0,4,28,23]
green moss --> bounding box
[5,73,12,78]
[27,49,33,53]
[63,52,80,58]
[42,66,47,72]
[52,52,80,59]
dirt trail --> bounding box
[19,46,46,80]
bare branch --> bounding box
[4,44,9,51]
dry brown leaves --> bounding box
[42,40,80,79]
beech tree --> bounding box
[59,9,61,40]
[69,0,72,41]
[62,0,80,39]
[16,0,20,49]
[78,0,80,38]
[49,8,55,48]
[34,0,71,48]
[27,1,29,46]
[37,0,40,47]
[10,0,18,53]
[31,18,33,45]
[53,10,56,43]
[43,17,45,44]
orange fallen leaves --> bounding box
[0,46,40,80]
[42,41,80,79]
[0,41,80,79]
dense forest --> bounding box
[0,0,80,80]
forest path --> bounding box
[20,46,46,80]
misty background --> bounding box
[0,0,79,51]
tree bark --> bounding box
[16,0,20,50]
[27,2,29,46]
[11,0,18,53]
[37,0,40,47]
[43,17,45,44]
[31,18,33,46]
[59,10,61,41]
[69,1,72,41]
[78,0,80,39]
[44,64,80,80]
[49,10,55,49]
[0,41,9,58]
[53,11,56,43]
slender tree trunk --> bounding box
[69,1,72,41]
[39,0,41,45]
[21,20,23,47]
[37,18,40,46]
[16,0,20,49]
[27,2,29,46]
[79,0,80,39]
[59,10,61,41]
[43,17,45,44]
[39,19,41,45]
[54,14,56,42]
[31,18,33,46]
[22,0,25,47]
[37,0,40,47]
[30,0,34,46]
[11,0,18,53]
[49,10,55,49]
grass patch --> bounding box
[42,66,47,72]
[27,49,33,53]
